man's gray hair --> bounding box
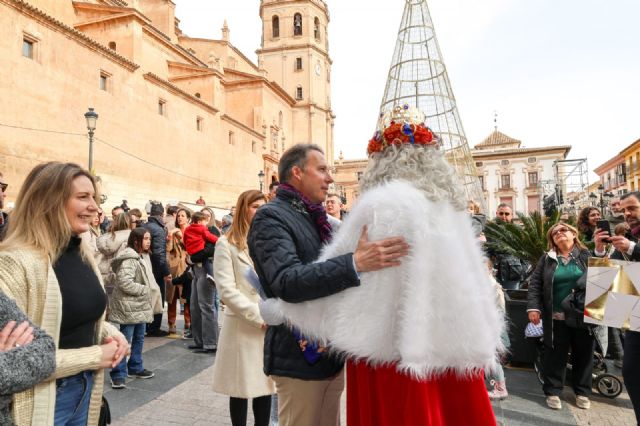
[279,144,324,183]
[496,203,512,211]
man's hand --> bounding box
[164,275,172,287]
[353,226,410,273]
[610,235,631,254]
[594,229,611,253]
[528,311,541,325]
[0,320,34,352]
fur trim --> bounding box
[274,180,505,380]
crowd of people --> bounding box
[0,116,639,426]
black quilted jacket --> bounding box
[248,189,360,379]
[143,216,170,279]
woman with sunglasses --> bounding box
[527,223,593,411]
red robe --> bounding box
[347,361,496,426]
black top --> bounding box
[54,236,107,349]
[143,216,170,278]
[248,188,359,380]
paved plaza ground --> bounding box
[106,323,636,426]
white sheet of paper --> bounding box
[585,266,618,305]
[623,262,640,294]
[629,300,640,332]
[602,293,640,328]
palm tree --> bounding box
[484,211,562,282]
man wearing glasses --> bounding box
[0,172,8,240]
[491,203,527,289]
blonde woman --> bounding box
[166,208,191,335]
[213,190,274,426]
[0,162,128,426]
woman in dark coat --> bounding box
[527,222,594,411]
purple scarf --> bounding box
[278,183,333,243]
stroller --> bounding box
[531,327,624,399]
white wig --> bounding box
[360,144,467,211]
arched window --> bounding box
[272,16,279,38]
[295,85,303,100]
[314,17,320,40]
[293,13,302,36]
[108,41,116,50]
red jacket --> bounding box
[183,223,218,255]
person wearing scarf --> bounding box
[248,144,409,426]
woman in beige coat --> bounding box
[213,190,274,426]
[0,162,128,426]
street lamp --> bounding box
[258,170,265,192]
[596,184,615,214]
[84,108,98,171]
[589,192,597,207]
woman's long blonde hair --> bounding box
[0,162,99,262]
[227,190,267,250]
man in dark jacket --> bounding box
[248,144,409,425]
[594,191,640,423]
[144,202,171,337]
[489,204,528,289]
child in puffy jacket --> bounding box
[183,212,219,261]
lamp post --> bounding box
[589,192,597,207]
[258,170,265,192]
[84,108,98,172]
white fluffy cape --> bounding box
[273,180,504,380]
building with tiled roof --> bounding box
[471,129,571,215]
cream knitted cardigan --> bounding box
[0,247,122,426]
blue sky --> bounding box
[174,0,640,179]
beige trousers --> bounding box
[273,369,345,426]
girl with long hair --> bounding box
[0,161,128,425]
[108,227,156,388]
[213,190,274,426]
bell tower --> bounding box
[257,0,334,164]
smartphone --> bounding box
[596,220,612,242]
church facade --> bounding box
[0,0,334,210]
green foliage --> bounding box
[484,211,561,266]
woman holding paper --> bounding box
[212,190,274,426]
[527,223,593,411]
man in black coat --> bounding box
[248,144,409,425]
[144,202,171,337]
[594,191,640,423]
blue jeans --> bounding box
[110,323,146,380]
[54,371,94,426]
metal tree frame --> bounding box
[378,0,484,206]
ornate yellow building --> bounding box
[0,0,334,210]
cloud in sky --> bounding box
[174,0,640,179]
